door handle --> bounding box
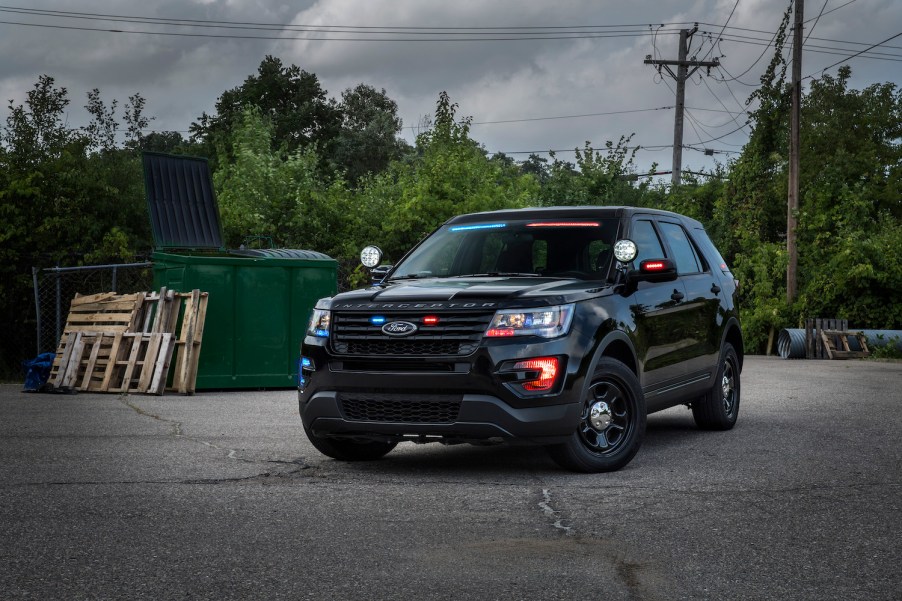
[671,290,684,302]
[711,283,721,294]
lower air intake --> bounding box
[338,392,462,424]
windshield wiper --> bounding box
[386,273,430,281]
[453,272,541,278]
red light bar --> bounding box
[423,316,439,326]
[485,328,516,338]
[526,221,600,228]
[643,261,666,271]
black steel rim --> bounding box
[579,379,631,455]
[721,359,737,417]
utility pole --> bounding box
[645,27,719,186]
[787,0,804,303]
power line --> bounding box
[469,106,674,126]
[803,0,829,46]
[0,18,688,42]
[0,6,696,33]
[805,30,902,78]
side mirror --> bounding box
[371,264,393,285]
[627,259,678,283]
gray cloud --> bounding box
[0,0,898,173]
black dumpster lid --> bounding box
[142,152,224,250]
[229,248,334,260]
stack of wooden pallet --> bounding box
[49,288,208,395]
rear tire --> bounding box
[692,342,740,430]
[304,425,397,461]
[547,357,646,473]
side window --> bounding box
[658,222,702,274]
[693,228,730,275]
[632,220,666,265]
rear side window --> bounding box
[658,222,702,274]
[693,228,732,275]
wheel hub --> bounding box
[589,401,612,430]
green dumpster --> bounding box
[144,152,337,389]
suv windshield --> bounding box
[389,218,620,281]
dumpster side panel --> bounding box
[152,251,337,389]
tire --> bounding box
[546,357,646,473]
[692,342,740,430]
[304,425,397,461]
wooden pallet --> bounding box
[169,289,208,395]
[49,287,206,395]
[820,330,870,360]
[52,331,175,394]
[804,318,848,359]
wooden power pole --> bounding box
[645,27,720,186]
[787,0,804,302]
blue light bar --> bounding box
[301,357,312,369]
[449,223,507,232]
[370,316,386,325]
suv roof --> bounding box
[445,205,703,229]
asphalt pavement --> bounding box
[0,356,899,600]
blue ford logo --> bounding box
[381,321,418,337]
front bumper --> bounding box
[298,334,590,445]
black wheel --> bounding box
[692,342,740,430]
[547,357,646,473]
[303,425,397,461]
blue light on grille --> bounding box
[370,316,386,325]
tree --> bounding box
[191,56,341,168]
[358,92,539,260]
[332,84,410,185]
[0,76,153,374]
[212,107,354,259]
[538,137,644,206]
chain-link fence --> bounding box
[32,262,154,354]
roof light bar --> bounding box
[526,221,600,228]
[449,223,507,232]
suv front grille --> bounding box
[338,392,462,423]
[331,311,493,356]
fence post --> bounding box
[112,266,118,293]
[54,267,61,350]
[32,267,41,354]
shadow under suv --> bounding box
[298,206,743,472]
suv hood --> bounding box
[325,277,614,310]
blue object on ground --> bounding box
[22,352,56,392]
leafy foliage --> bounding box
[2,52,900,374]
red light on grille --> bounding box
[513,357,559,391]
[643,261,666,271]
[526,221,600,228]
[486,328,515,337]
[423,315,439,326]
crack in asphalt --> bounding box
[537,488,574,536]
[118,396,310,477]
[7,466,312,488]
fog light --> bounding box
[513,357,560,391]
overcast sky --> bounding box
[0,0,899,176]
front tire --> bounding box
[304,425,397,461]
[692,342,740,430]
[547,357,646,473]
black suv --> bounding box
[298,207,742,472]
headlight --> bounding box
[307,309,331,337]
[485,304,575,338]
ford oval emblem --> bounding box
[381,321,418,337]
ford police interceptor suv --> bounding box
[298,206,742,472]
